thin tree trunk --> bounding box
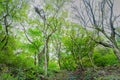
[44,38,47,76]
[113,48,120,62]
[57,42,61,69]
[88,51,97,71]
[34,51,37,65]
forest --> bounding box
[0,0,120,80]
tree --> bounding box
[0,0,35,74]
[72,0,120,61]
[21,0,67,76]
[0,0,27,51]
[62,23,96,70]
[0,0,18,50]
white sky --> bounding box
[75,0,120,15]
[32,0,120,20]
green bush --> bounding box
[0,73,17,80]
[93,48,119,67]
[48,61,59,71]
[47,60,60,76]
[10,66,43,80]
[82,57,93,67]
[60,53,77,71]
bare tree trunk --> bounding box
[113,47,120,62]
[88,51,97,71]
[38,49,44,66]
[57,42,61,69]
[44,38,47,76]
[34,51,37,65]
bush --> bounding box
[11,66,43,80]
[93,48,119,67]
[82,57,93,67]
[48,61,59,71]
[0,73,17,80]
[60,53,77,71]
[48,60,60,76]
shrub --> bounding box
[0,73,17,80]
[93,47,119,67]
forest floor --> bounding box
[1,64,120,80]
[46,65,120,80]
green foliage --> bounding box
[15,68,37,80]
[61,27,96,70]
[48,60,59,71]
[60,52,77,70]
[1,0,120,79]
[82,57,93,67]
[28,28,42,37]
[48,61,60,76]
[0,73,17,80]
[93,47,119,67]
[13,0,29,21]
[0,24,2,30]
[0,52,34,69]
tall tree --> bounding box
[0,0,23,50]
[73,0,120,61]
[62,24,96,70]
[22,0,67,76]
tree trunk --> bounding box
[113,47,120,62]
[38,48,44,66]
[58,56,61,69]
[44,38,47,76]
[34,52,37,65]
[58,49,61,69]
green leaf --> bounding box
[0,24,2,30]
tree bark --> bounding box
[113,47,120,62]
[44,38,47,76]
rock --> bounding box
[98,70,105,76]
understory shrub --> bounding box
[93,48,119,67]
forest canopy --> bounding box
[0,0,120,80]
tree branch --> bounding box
[20,23,39,51]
